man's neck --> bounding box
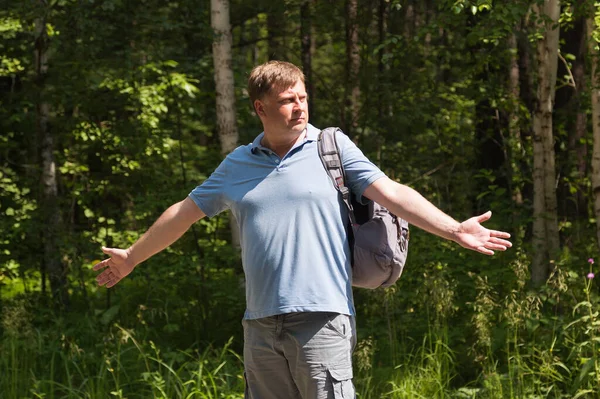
[261,128,307,158]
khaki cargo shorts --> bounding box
[243,312,357,399]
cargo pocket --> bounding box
[327,367,354,398]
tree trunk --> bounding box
[531,0,561,285]
[251,17,259,66]
[345,0,361,138]
[588,16,600,252]
[572,60,588,215]
[570,15,589,217]
[507,32,523,206]
[211,0,240,248]
[300,0,315,122]
[35,15,68,308]
[403,1,414,39]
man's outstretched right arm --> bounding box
[93,197,205,288]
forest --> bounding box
[2,0,600,397]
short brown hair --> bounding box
[248,61,305,107]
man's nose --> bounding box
[293,97,303,110]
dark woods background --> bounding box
[2,0,600,397]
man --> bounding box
[94,60,512,398]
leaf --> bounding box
[573,301,592,314]
[526,318,540,332]
[101,304,120,326]
[568,271,579,279]
[571,358,595,394]
[573,390,594,399]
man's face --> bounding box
[254,80,309,136]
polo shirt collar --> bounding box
[251,123,320,154]
[305,123,320,141]
[250,133,265,153]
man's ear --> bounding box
[254,100,266,117]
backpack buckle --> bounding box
[339,186,350,200]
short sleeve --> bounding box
[335,130,386,204]
[188,157,231,217]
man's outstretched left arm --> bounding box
[363,177,512,255]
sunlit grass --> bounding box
[3,255,600,398]
[1,324,244,398]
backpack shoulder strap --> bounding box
[317,127,357,226]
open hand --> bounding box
[93,247,135,288]
[454,211,512,255]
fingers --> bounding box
[93,247,118,272]
[102,246,119,257]
[96,268,120,288]
[489,237,512,248]
[94,247,120,287]
[476,211,492,223]
[92,258,111,271]
[476,246,494,256]
[485,242,509,251]
[490,230,511,239]
[478,238,512,254]
[96,269,111,286]
[475,214,513,243]
[106,278,120,289]
[474,235,512,255]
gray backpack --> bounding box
[318,127,410,289]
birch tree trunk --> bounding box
[588,15,600,252]
[345,0,360,138]
[35,15,68,308]
[531,0,561,285]
[211,0,240,248]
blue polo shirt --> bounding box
[189,124,385,319]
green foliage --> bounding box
[1,0,600,396]
[1,311,245,398]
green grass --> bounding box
[4,252,600,398]
[0,325,245,399]
[3,318,600,399]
